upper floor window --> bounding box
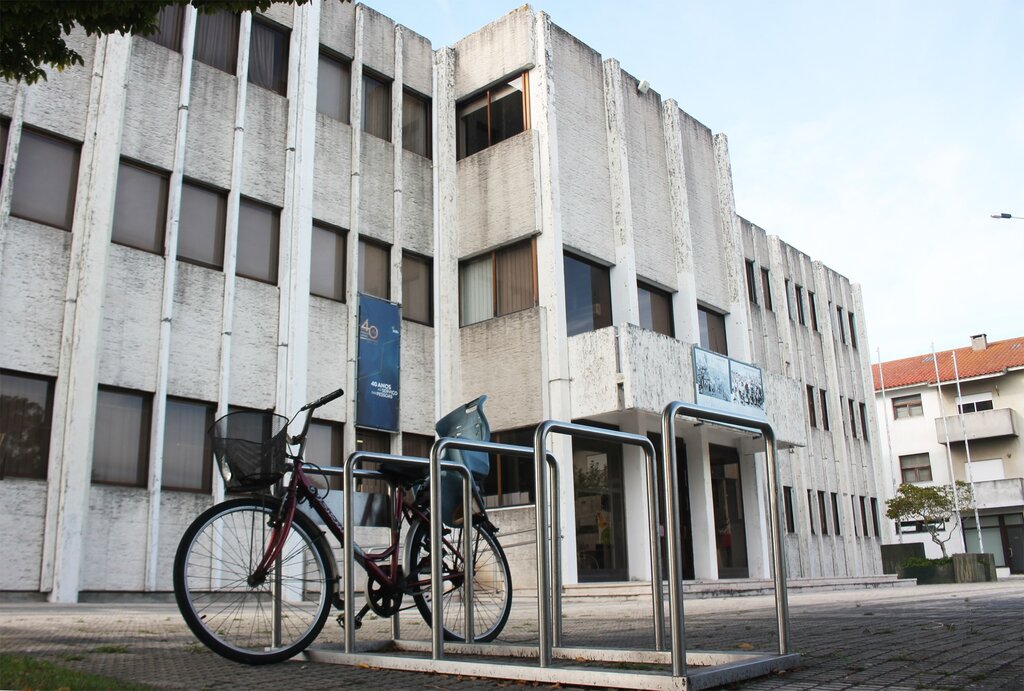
[637,282,673,337]
[143,4,185,51]
[806,385,817,428]
[819,389,830,431]
[362,71,392,141]
[359,237,390,299]
[178,180,226,270]
[563,252,611,336]
[892,393,923,419]
[784,279,794,321]
[859,402,870,440]
[808,290,819,331]
[817,490,829,535]
[870,498,881,537]
[461,239,537,326]
[794,284,806,326]
[236,197,280,284]
[317,50,351,123]
[402,89,431,158]
[831,492,842,536]
[848,398,858,438]
[698,306,728,355]
[899,452,932,483]
[0,370,55,480]
[402,252,432,325]
[311,221,346,302]
[836,305,847,344]
[249,17,289,96]
[112,160,168,254]
[10,128,80,231]
[162,397,214,493]
[744,260,757,304]
[457,73,528,160]
[194,11,239,74]
[760,268,773,311]
[92,386,151,488]
[957,393,994,415]
[848,311,858,348]
[783,486,795,533]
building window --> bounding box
[359,238,390,299]
[310,221,346,302]
[362,71,392,141]
[0,370,55,480]
[461,240,537,327]
[783,486,795,533]
[848,311,858,348]
[402,432,434,459]
[402,89,431,158]
[899,453,932,483]
[795,285,806,326]
[317,50,351,123]
[10,128,80,230]
[307,420,344,489]
[744,260,757,304]
[836,305,847,344]
[248,17,289,96]
[480,428,535,508]
[178,181,226,270]
[808,290,819,331]
[848,398,858,438]
[112,160,168,254]
[698,307,728,355]
[807,489,816,535]
[1,119,8,182]
[194,11,239,74]
[784,279,794,321]
[817,490,829,535]
[354,427,390,493]
[806,385,817,428]
[859,496,869,536]
[562,252,610,336]
[456,73,529,160]
[851,496,859,537]
[831,492,841,536]
[892,394,923,419]
[162,398,214,493]
[143,4,185,51]
[819,389,830,431]
[859,402,869,440]
[637,282,674,337]
[957,394,994,415]
[236,198,280,284]
[402,252,432,325]
[870,498,881,537]
[92,387,151,487]
[760,268,773,311]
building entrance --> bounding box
[649,432,694,580]
[710,444,748,578]
[573,438,627,582]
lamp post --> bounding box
[990,212,1023,220]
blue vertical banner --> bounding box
[356,294,401,432]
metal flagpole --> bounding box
[951,349,984,553]
[876,348,902,543]
[931,344,963,550]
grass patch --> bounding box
[91,644,129,654]
[0,654,150,691]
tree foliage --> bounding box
[885,481,974,558]
[0,1,314,85]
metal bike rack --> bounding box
[304,406,800,690]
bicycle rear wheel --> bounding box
[173,497,334,664]
[405,519,512,642]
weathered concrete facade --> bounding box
[0,2,884,599]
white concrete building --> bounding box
[0,2,886,601]
[873,335,1024,574]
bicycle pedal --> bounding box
[336,613,362,631]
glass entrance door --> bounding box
[573,438,627,582]
[710,444,748,578]
[650,432,694,580]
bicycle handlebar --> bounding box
[300,387,345,412]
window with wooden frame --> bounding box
[899,453,932,483]
[892,394,923,419]
[479,427,535,508]
[359,237,391,300]
[563,252,612,336]
[460,239,537,326]
[637,281,674,337]
[310,221,346,302]
[697,306,728,355]
[402,251,432,325]
[456,73,529,159]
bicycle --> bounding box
[172,388,512,665]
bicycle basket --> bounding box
[210,411,290,493]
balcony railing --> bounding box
[935,408,1019,445]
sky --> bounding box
[369,0,1024,362]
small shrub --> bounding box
[899,556,951,569]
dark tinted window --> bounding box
[248,18,289,95]
[194,11,239,74]
[362,72,391,141]
[112,160,168,253]
[359,238,390,299]
[402,252,432,325]
[456,74,527,159]
[402,90,430,157]
[564,253,611,336]
[178,181,226,269]
[311,221,346,301]
[317,51,351,122]
[0,370,54,479]
[10,129,80,230]
[162,398,214,492]
[236,198,280,284]
[143,4,185,51]
[698,307,727,355]
[638,282,674,337]
[92,387,151,487]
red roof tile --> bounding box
[872,336,1024,391]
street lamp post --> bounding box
[990,212,1022,220]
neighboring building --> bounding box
[0,2,886,601]
[873,335,1024,574]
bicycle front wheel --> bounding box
[173,497,334,664]
[405,519,512,642]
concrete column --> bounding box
[143,7,198,591]
[739,446,770,578]
[0,84,27,267]
[712,134,753,362]
[620,413,653,580]
[661,101,699,346]
[432,47,457,419]
[601,59,639,327]
[44,34,133,602]
[389,26,403,311]
[532,11,578,584]
[684,427,717,579]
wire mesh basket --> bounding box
[210,411,290,493]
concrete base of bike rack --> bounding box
[304,642,800,690]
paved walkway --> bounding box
[2,579,1022,689]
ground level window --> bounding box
[162,398,214,493]
[479,428,535,508]
[92,387,151,488]
[0,370,55,480]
